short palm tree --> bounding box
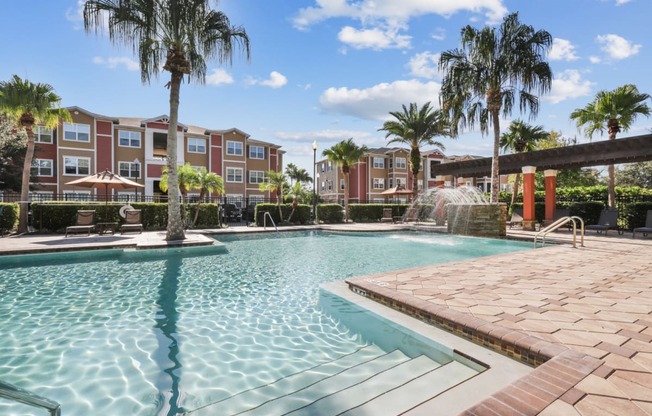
[322,138,368,222]
[570,84,651,208]
[191,167,223,227]
[259,170,287,221]
[500,120,548,206]
[0,75,71,234]
[379,102,451,200]
[439,12,552,203]
[84,0,250,241]
[285,163,300,186]
[160,163,200,226]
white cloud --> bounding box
[247,71,288,89]
[274,129,374,145]
[615,0,632,5]
[206,69,234,86]
[319,79,441,121]
[549,38,578,61]
[65,0,84,24]
[544,70,594,104]
[589,56,602,64]
[293,0,508,29]
[338,25,411,50]
[431,28,446,41]
[407,51,441,79]
[92,56,139,71]
[596,34,641,60]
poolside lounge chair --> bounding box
[633,210,652,238]
[381,208,393,223]
[585,209,620,235]
[508,208,523,229]
[120,209,143,234]
[65,210,96,237]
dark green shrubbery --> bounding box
[512,201,605,225]
[253,203,310,226]
[316,204,343,223]
[624,202,652,229]
[0,203,18,233]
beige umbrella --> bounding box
[381,185,413,196]
[65,169,144,203]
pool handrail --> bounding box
[0,379,61,416]
[534,216,584,248]
[263,211,278,232]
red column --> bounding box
[544,170,557,225]
[522,166,536,231]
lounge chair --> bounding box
[585,209,620,235]
[508,207,523,229]
[381,208,393,223]
[65,210,96,237]
[120,209,143,234]
[633,210,652,238]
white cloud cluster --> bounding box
[206,69,234,86]
[338,26,411,50]
[596,34,641,60]
[407,51,441,79]
[544,70,594,104]
[92,56,139,71]
[319,79,441,121]
[549,38,578,61]
[615,0,632,5]
[247,71,288,89]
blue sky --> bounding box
[2,0,651,174]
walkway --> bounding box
[1,225,651,415]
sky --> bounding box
[2,0,652,175]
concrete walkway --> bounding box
[1,224,651,415]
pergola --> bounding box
[429,133,652,230]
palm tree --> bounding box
[191,167,224,227]
[500,120,548,206]
[322,138,368,222]
[259,170,287,221]
[159,163,200,226]
[379,102,451,200]
[285,163,300,186]
[439,12,552,203]
[0,75,71,234]
[570,84,651,208]
[84,0,250,241]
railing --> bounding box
[534,216,584,249]
[0,380,61,416]
[263,211,278,232]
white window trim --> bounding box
[226,140,243,156]
[29,191,54,202]
[31,158,53,177]
[118,130,142,148]
[63,122,91,142]
[34,126,53,144]
[373,157,384,169]
[63,190,92,201]
[373,178,385,189]
[63,156,91,176]
[249,145,265,159]
[396,157,407,169]
[340,179,345,190]
[226,167,244,183]
[118,161,140,178]
[188,137,207,154]
[248,170,265,184]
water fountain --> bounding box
[405,186,507,237]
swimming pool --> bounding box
[0,231,531,415]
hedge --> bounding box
[253,203,310,226]
[0,203,18,234]
[316,204,344,223]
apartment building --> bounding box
[27,106,284,205]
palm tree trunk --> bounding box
[166,72,186,241]
[191,191,204,227]
[510,173,521,207]
[18,122,35,234]
[411,148,420,201]
[490,109,501,203]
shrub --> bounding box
[624,202,652,229]
[0,203,18,233]
[316,204,343,223]
[253,203,310,226]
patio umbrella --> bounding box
[65,169,144,204]
[381,185,414,196]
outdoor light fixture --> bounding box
[312,141,317,223]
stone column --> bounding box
[522,166,537,231]
[544,170,557,225]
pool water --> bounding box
[0,231,530,415]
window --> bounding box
[249,145,264,159]
[119,161,140,178]
[389,178,393,188]
[226,141,243,156]
[389,159,393,169]
[29,191,53,202]
[320,181,325,191]
[31,159,53,176]
[63,122,90,142]
[34,126,53,143]
[418,180,424,190]
[153,132,167,158]
[327,181,333,191]
[63,190,91,201]
[248,195,265,204]
[321,163,325,172]
[328,162,332,171]
[226,167,243,182]
[249,170,265,184]
[63,157,90,175]
[373,158,384,169]
[119,130,141,148]
[396,178,404,186]
[373,178,385,189]
[396,157,407,169]
[188,138,206,153]
[340,179,345,190]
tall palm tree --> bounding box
[191,167,223,227]
[500,120,548,206]
[285,163,300,186]
[439,12,552,203]
[322,138,368,222]
[84,0,250,241]
[259,170,287,221]
[570,84,651,208]
[0,75,71,234]
[379,102,451,200]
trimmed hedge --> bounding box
[511,201,605,225]
[253,203,310,226]
[625,202,652,229]
[0,203,18,233]
[316,204,344,223]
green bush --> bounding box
[186,203,220,228]
[624,202,652,229]
[0,203,18,233]
[316,204,343,223]
[253,203,310,226]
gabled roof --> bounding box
[140,115,188,131]
[205,127,250,137]
[66,106,119,123]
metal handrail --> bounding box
[263,211,278,232]
[534,216,584,248]
[0,380,61,416]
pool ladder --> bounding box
[534,216,584,248]
[263,211,278,232]
[0,379,61,416]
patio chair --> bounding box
[65,210,96,237]
[120,210,143,234]
[633,210,652,238]
[507,207,523,229]
[381,208,393,223]
[585,209,620,235]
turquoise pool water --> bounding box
[0,231,530,415]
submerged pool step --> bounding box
[187,345,392,415]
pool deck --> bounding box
[1,224,651,415]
